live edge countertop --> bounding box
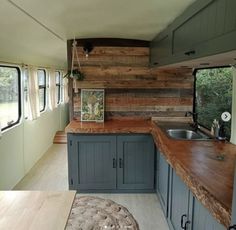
[65,119,236,227]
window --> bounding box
[55,71,61,104]
[0,65,21,131]
[37,69,46,112]
[195,67,233,139]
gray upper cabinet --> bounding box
[68,134,117,190]
[168,169,190,230]
[117,135,154,190]
[172,0,236,58]
[150,32,172,66]
[150,0,236,67]
[156,150,170,217]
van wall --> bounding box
[231,67,236,145]
[0,103,69,190]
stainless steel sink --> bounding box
[166,129,205,140]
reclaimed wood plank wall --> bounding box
[67,39,194,120]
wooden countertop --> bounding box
[0,191,76,230]
[152,122,236,227]
[65,119,152,134]
[65,119,236,227]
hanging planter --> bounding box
[64,69,85,81]
[64,39,85,81]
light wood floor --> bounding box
[14,144,169,230]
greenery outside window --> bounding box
[0,65,21,131]
[55,71,61,104]
[37,69,46,112]
[195,67,232,139]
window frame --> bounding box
[23,68,29,119]
[55,71,61,104]
[0,64,21,132]
[193,65,232,132]
[37,69,47,112]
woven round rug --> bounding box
[66,195,139,230]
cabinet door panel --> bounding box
[117,135,154,190]
[150,33,172,66]
[157,151,170,217]
[168,169,189,230]
[192,197,226,230]
[69,135,117,190]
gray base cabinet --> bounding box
[191,198,226,230]
[168,170,190,230]
[156,150,170,217]
[156,151,226,230]
[68,135,117,190]
[67,134,154,192]
[117,135,154,190]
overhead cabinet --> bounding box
[67,134,155,192]
[150,0,236,67]
[150,33,172,66]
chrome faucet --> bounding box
[185,111,198,130]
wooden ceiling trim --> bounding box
[72,38,149,47]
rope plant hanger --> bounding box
[64,39,85,93]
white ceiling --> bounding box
[0,0,196,68]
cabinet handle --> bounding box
[184,50,196,56]
[119,158,123,168]
[181,214,187,229]
[229,225,236,230]
[184,220,190,230]
[112,158,117,168]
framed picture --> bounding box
[81,89,104,122]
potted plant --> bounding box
[64,69,85,81]
[64,39,85,81]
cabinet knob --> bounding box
[184,50,196,56]
[181,214,187,229]
[112,158,117,168]
[184,220,190,230]
[229,225,236,230]
[119,158,123,168]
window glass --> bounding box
[0,66,21,130]
[195,67,232,138]
[55,71,61,104]
[37,69,46,112]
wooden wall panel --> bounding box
[67,39,194,120]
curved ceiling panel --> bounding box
[0,0,195,68]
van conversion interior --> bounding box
[0,0,236,229]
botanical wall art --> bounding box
[81,89,104,122]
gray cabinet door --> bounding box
[191,196,226,230]
[68,134,117,190]
[117,135,154,190]
[157,150,170,217]
[150,33,172,67]
[150,0,236,67]
[168,169,190,230]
